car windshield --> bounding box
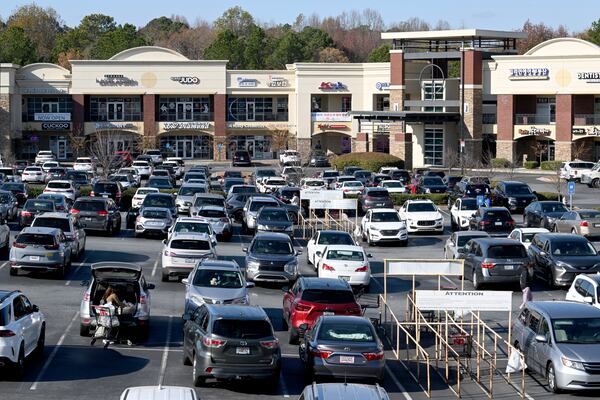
[301,289,356,304]
[32,217,71,232]
[147,178,171,187]
[465,185,489,195]
[551,240,597,256]
[371,211,400,222]
[143,210,168,219]
[194,198,225,207]
[133,162,148,167]
[367,190,388,198]
[407,203,436,212]
[1,183,24,191]
[250,239,293,255]
[110,175,128,182]
[174,222,211,234]
[318,322,375,342]
[423,177,444,185]
[326,249,364,261]
[198,209,225,218]
[305,180,324,187]
[170,239,210,250]
[66,173,87,181]
[192,269,243,288]
[284,168,302,174]
[48,182,71,189]
[522,233,537,243]
[383,181,403,188]
[323,171,339,178]
[461,199,478,210]
[224,171,242,178]
[179,187,206,196]
[94,183,117,193]
[259,209,288,221]
[487,245,527,258]
[318,232,354,245]
[579,211,600,219]
[552,318,600,344]
[24,200,54,211]
[540,203,568,213]
[505,185,532,195]
[354,171,370,178]
[73,201,104,212]
[144,196,174,208]
[232,186,256,194]
[16,233,54,246]
[256,170,276,177]
[250,201,278,212]
[456,235,485,247]
[212,319,272,339]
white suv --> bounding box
[144,149,163,164]
[560,161,595,181]
[398,199,444,233]
[280,150,300,165]
[0,290,45,378]
[34,150,55,165]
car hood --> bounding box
[557,343,600,362]
[542,211,566,219]
[189,285,246,303]
[423,184,447,190]
[176,195,194,203]
[256,219,292,228]
[554,255,600,269]
[369,221,405,229]
[405,211,442,220]
[247,253,295,263]
[507,194,537,201]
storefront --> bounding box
[159,134,213,159]
[227,135,273,160]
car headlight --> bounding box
[546,217,555,223]
[425,188,431,193]
[285,225,293,232]
[284,260,298,274]
[508,197,517,203]
[189,294,205,306]
[232,295,249,305]
[246,260,260,271]
[555,261,571,270]
[561,357,585,371]
[370,226,380,232]
[257,224,268,230]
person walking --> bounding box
[520,264,534,308]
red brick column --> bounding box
[213,94,227,160]
[555,94,573,161]
[72,94,85,136]
[143,95,156,148]
[496,94,515,162]
[389,51,404,111]
[390,123,413,170]
[353,132,368,152]
[462,50,483,162]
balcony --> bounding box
[515,114,553,124]
[311,112,352,122]
[574,114,600,125]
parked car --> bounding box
[468,207,515,236]
[448,182,491,206]
[309,153,329,167]
[340,181,365,196]
[163,158,185,178]
[227,184,257,198]
[226,192,259,222]
[168,217,217,244]
[334,175,355,190]
[161,233,216,282]
[182,304,281,386]
[358,188,393,213]
[566,273,600,308]
[353,170,372,185]
[319,170,340,187]
[307,230,357,267]
[398,199,444,234]
[119,386,197,400]
[280,150,301,165]
[31,212,86,260]
[416,176,447,194]
[316,245,372,288]
[0,190,18,221]
[44,167,67,183]
[15,160,29,175]
[244,232,299,283]
[580,162,600,188]
[223,178,246,194]
[523,201,568,229]
[144,149,163,165]
[551,209,600,239]
[146,176,173,190]
[449,197,478,231]
[176,184,209,214]
[273,186,300,205]
[512,301,600,393]
[260,177,288,194]
[253,168,278,186]
[135,207,174,238]
[73,157,94,172]
[299,383,390,400]
[360,208,408,246]
[189,193,225,218]
[508,228,549,249]
[34,150,55,165]
[109,173,137,190]
[44,180,78,202]
[242,195,280,232]
[282,277,361,344]
[344,166,362,176]
[379,180,407,194]
[232,150,252,167]
[21,166,45,183]
[560,160,595,181]
[1,182,28,206]
[301,178,327,190]
[195,206,232,241]
[444,231,490,259]
[0,167,20,183]
[281,166,303,184]
[369,174,392,188]
[528,233,600,288]
[141,193,177,217]
[65,170,91,188]
[182,259,252,312]
[492,181,537,212]
[460,237,529,289]
[41,161,59,173]
[299,315,384,383]
[90,180,122,204]
[131,161,153,179]
[19,199,56,228]
[255,206,294,236]
[183,171,207,184]
[0,290,45,378]
[131,187,159,209]
[9,227,72,278]
[71,197,121,235]
[79,262,154,338]
[443,175,463,191]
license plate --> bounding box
[102,194,109,198]
[30,255,39,261]
[495,222,502,226]
[340,276,351,281]
[85,217,93,221]
[147,221,162,226]
[236,347,250,355]
[505,265,514,270]
[323,311,335,316]
[185,259,195,264]
[595,223,600,228]
[340,356,355,364]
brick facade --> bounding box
[0,94,13,160]
[353,132,368,153]
[496,94,515,162]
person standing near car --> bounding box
[520,264,534,308]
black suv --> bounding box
[91,181,122,204]
[244,232,299,283]
[469,207,515,236]
[71,197,122,235]
[492,181,537,212]
[232,150,252,167]
[448,181,491,206]
[523,201,568,229]
[182,304,281,387]
[416,176,447,194]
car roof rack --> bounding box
[0,290,21,304]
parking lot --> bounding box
[1,165,600,400]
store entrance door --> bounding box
[177,140,194,159]
[50,137,68,159]
[246,140,255,158]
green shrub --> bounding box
[391,193,448,205]
[524,161,539,169]
[331,152,404,172]
[535,192,560,201]
[541,161,563,171]
[491,158,511,168]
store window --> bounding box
[536,97,556,124]
[158,96,213,121]
[22,96,72,122]
[227,135,273,160]
[342,96,352,112]
[422,82,444,112]
[227,97,286,122]
[311,96,323,112]
[375,95,390,111]
[159,135,213,159]
[424,127,444,166]
[89,96,142,121]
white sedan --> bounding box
[508,227,549,249]
[340,180,364,196]
[73,157,94,172]
[316,245,372,288]
[379,180,407,194]
[301,178,327,190]
[132,161,153,179]
[449,197,478,230]
[22,166,45,183]
[398,199,444,233]
[360,208,408,246]
[131,187,159,209]
[306,230,357,267]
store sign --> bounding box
[518,126,551,136]
[34,113,71,121]
[310,198,356,210]
[573,127,600,136]
[317,124,348,130]
[237,77,258,87]
[268,76,288,87]
[415,290,512,312]
[227,122,293,129]
[374,122,390,132]
[41,122,70,131]
[375,82,390,90]
[96,74,138,86]
[163,122,210,130]
[301,189,343,202]
[319,81,346,90]
[509,68,549,80]
[95,122,138,130]
[311,112,352,122]
[20,87,68,94]
[171,76,200,85]
[577,72,600,83]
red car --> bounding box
[114,151,133,167]
[282,277,361,344]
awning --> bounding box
[350,111,460,124]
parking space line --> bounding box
[0,261,8,270]
[30,311,79,391]
[385,364,413,400]
[151,256,159,277]
[157,316,173,386]
[279,372,290,398]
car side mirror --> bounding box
[181,278,189,285]
[534,334,547,343]
[242,247,248,253]
[32,304,39,313]
[367,253,373,258]
[584,296,594,305]
[162,239,167,244]
[246,282,255,288]
[182,313,191,321]
[315,251,322,257]
[146,283,155,290]
[539,251,546,257]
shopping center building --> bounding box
[1,29,600,168]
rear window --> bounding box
[24,200,54,211]
[73,201,105,212]
[326,250,364,261]
[465,185,489,195]
[487,245,527,258]
[144,196,174,208]
[1,183,24,191]
[212,319,272,339]
[457,235,485,247]
[366,190,388,198]
[32,217,71,232]
[250,201,278,212]
[16,233,55,246]
[423,177,444,185]
[259,209,288,221]
[94,183,118,193]
[170,239,210,250]
[224,171,243,178]
[354,171,371,178]
[322,171,339,178]
[194,198,225,207]
[483,210,511,220]
[505,185,532,195]
[256,170,276,177]
[0,305,10,326]
[198,209,226,218]
[301,289,356,304]
[318,232,354,245]
[461,199,478,210]
[179,186,206,196]
[173,222,211,234]
[540,203,568,213]
[318,322,374,342]
[579,211,600,219]
[143,210,168,219]
[48,182,71,189]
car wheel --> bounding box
[547,362,561,393]
[35,324,45,358]
[12,345,25,380]
[9,267,18,276]
[450,219,457,231]
[306,252,312,265]
[472,269,482,290]
[192,354,205,387]
[79,324,90,337]
[161,270,170,282]
[594,179,600,189]
[183,349,192,366]
[367,232,374,246]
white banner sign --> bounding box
[311,112,352,122]
[163,122,210,130]
[34,113,71,121]
[310,198,356,210]
[386,260,463,276]
[300,189,343,201]
[415,290,512,312]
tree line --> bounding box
[1,4,599,70]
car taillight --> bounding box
[202,337,226,348]
[12,241,26,249]
[44,244,59,250]
[479,220,491,225]
[363,350,385,361]
[140,295,146,305]
[90,191,95,196]
[322,264,335,271]
[294,303,311,312]
[70,209,80,215]
[311,349,333,359]
[355,266,369,272]
[0,330,16,337]
[581,221,589,227]
[164,250,177,257]
[259,339,279,349]
[21,211,32,217]
[83,293,90,302]
[97,210,108,216]
[481,262,496,269]
[507,219,515,226]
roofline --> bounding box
[381,29,527,41]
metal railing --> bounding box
[515,114,554,124]
[298,209,358,239]
[574,114,600,125]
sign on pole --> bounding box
[568,181,575,210]
[301,189,343,203]
[310,198,356,210]
[415,290,512,312]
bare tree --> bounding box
[271,129,291,156]
[136,135,157,155]
[67,132,87,158]
[445,147,460,174]
[531,141,548,165]
[572,140,588,160]
[88,131,128,179]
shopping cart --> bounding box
[91,304,119,349]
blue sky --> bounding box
[1,0,596,32]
